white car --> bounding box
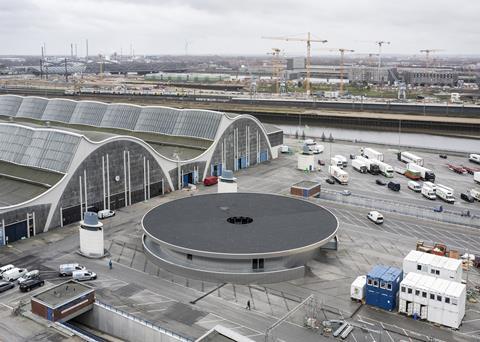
[3,268,28,282]
[367,211,384,224]
[72,270,97,281]
[97,209,115,219]
[0,264,15,277]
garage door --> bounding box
[5,220,28,244]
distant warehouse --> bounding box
[0,95,282,244]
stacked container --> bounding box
[366,265,403,311]
[403,250,463,282]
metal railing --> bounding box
[94,300,192,342]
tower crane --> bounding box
[334,48,354,94]
[375,41,390,69]
[262,32,327,95]
[267,48,282,94]
[419,49,443,69]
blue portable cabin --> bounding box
[366,265,403,311]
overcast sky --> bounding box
[1,0,478,56]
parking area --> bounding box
[0,138,479,341]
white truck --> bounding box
[334,155,348,168]
[474,172,480,184]
[352,158,367,173]
[470,188,480,201]
[329,165,349,185]
[435,184,455,204]
[422,181,437,200]
[469,154,480,164]
[398,151,424,166]
[356,156,380,175]
[375,160,394,178]
[407,163,436,182]
[330,157,343,168]
[407,180,421,192]
[362,147,384,162]
[312,144,324,154]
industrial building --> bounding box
[0,95,282,245]
[142,193,338,284]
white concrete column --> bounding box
[32,211,36,237]
[102,155,106,210]
[106,154,110,210]
[143,156,147,201]
[147,159,151,199]
[79,175,83,220]
[59,207,63,228]
[83,169,88,211]
[127,151,131,206]
[27,213,30,238]
[1,219,5,245]
[123,150,127,206]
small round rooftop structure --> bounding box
[142,193,338,284]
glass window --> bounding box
[252,259,258,270]
[445,297,450,304]
[387,283,392,291]
[367,279,373,286]
[401,286,406,293]
[417,265,422,271]
[422,292,427,298]
[187,254,192,261]
[435,270,440,275]
[408,288,412,294]
[430,269,435,274]
[373,280,379,287]
[380,281,386,289]
[430,293,435,300]
[437,295,442,301]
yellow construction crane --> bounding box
[267,48,283,94]
[333,48,354,94]
[262,32,327,95]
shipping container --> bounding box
[403,250,463,282]
[366,265,402,311]
[352,158,367,173]
[351,275,366,301]
[398,151,424,166]
[362,148,384,162]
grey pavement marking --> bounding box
[380,322,395,342]
[147,308,168,313]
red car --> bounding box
[203,176,218,186]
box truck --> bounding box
[362,147,384,162]
[470,188,480,201]
[398,151,424,166]
[330,156,343,168]
[422,182,437,200]
[436,184,455,204]
[334,155,348,168]
[356,156,380,175]
[407,163,435,182]
[352,158,367,173]
[375,160,394,178]
[329,165,349,185]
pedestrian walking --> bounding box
[109,259,112,270]
[246,300,251,310]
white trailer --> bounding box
[362,147,384,162]
[474,172,480,184]
[436,184,455,204]
[334,155,348,168]
[356,156,380,175]
[352,158,367,173]
[422,181,437,200]
[470,188,480,201]
[469,153,480,164]
[403,250,463,282]
[399,272,466,329]
[398,151,424,166]
[350,275,366,301]
[408,163,435,182]
[330,157,343,168]
[329,165,349,185]
[375,160,394,178]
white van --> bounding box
[422,181,437,200]
[304,139,316,146]
[3,268,27,282]
[0,264,15,276]
[72,270,97,281]
[59,263,86,277]
[97,209,115,219]
[367,211,384,224]
[408,181,421,192]
[18,270,40,284]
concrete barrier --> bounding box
[318,190,480,228]
[75,301,192,342]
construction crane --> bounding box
[334,48,354,94]
[262,32,327,95]
[419,49,443,69]
[266,48,283,94]
[375,41,390,69]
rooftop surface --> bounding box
[33,281,93,308]
[291,180,320,189]
[143,192,338,254]
[0,176,50,207]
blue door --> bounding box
[260,151,268,162]
[47,308,53,321]
[183,174,189,187]
[217,163,222,176]
[240,157,247,169]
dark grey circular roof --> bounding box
[142,193,338,254]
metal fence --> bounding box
[95,300,192,342]
[318,190,480,228]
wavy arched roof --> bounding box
[0,124,81,173]
[0,95,223,141]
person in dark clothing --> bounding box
[246,300,251,310]
[109,259,113,270]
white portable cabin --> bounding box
[362,147,384,162]
[399,273,466,329]
[350,275,366,301]
[403,250,463,282]
[297,153,315,171]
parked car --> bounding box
[59,264,86,277]
[367,211,384,224]
[376,179,386,186]
[19,278,45,292]
[318,159,325,166]
[439,154,448,159]
[0,281,15,293]
[18,270,40,284]
[460,192,475,203]
[97,209,115,219]
[0,264,15,277]
[341,190,352,196]
[2,268,27,282]
[72,270,97,281]
[326,178,335,184]
[203,176,218,186]
[388,181,401,192]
